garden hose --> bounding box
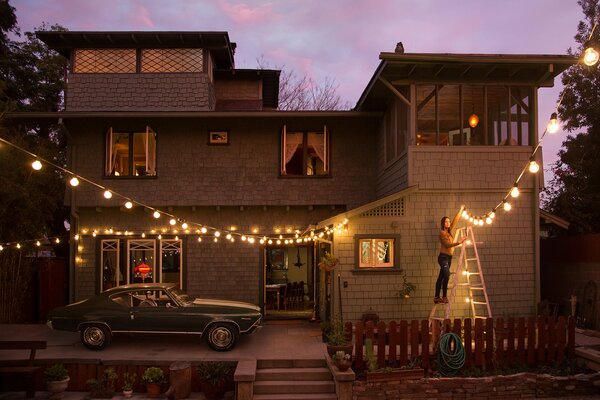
[437,332,465,376]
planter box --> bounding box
[366,368,424,382]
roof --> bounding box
[214,69,281,109]
[356,52,577,111]
[35,31,236,69]
[540,209,570,230]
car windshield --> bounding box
[169,288,195,306]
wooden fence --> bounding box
[347,316,576,373]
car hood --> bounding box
[191,298,260,312]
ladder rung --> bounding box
[473,316,488,319]
[466,258,478,261]
[469,286,484,290]
[455,283,470,286]
[467,272,480,275]
[430,317,444,321]
[472,301,488,305]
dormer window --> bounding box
[105,127,156,177]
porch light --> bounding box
[528,159,540,173]
[103,190,112,199]
[583,45,599,66]
[547,113,560,134]
[31,160,42,170]
[69,177,80,187]
[153,211,161,219]
[468,113,479,128]
[503,201,512,212]
[510,185,520,198]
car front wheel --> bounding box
[205,322,238,351]
[80,324,111,350]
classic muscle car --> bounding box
[47,283,262,351]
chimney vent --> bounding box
[395,42,404,53]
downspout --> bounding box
[532,88,541,311]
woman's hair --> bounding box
[440,216,450,232]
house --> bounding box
[29,31,574,322]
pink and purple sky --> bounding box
[12,0,587,186]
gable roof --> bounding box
[36,31,236,69]
[356,52,577,111]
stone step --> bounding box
[256,367,332,381]
[253,394,338,400]
[253,380,335,395]
[257,359,327,369]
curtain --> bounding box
[285,132,303,164]
[307,132,325,164]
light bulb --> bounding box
[583,46,600,66]
[201,227,207,234]
[197,237,202,242]
[268,239,273,245]
[510,185,520,198]
[153,211,161,219]
[528,160,540,174]
[169,218,177,226]
[125,201,133,209]
[181,222,188,230]
[103,190,112,199]
[36,241,41,246]
[70,177,80,187]
[490,211,496,219]
[31,160,42,170]
[241,235,247,241]
[55,238,60,244]
[465,297,470,303]
[486,217,492,225]
[462,210,469,219]
[226,233,232,240]
[468,113,479,128]
[547,113,559,134]
[259,239,265,244]
[248,237,255,243]
[503,201,512,211]
[214,231,220,237]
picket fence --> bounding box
[346,316,576,373]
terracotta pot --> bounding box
[47,377,70,400]
[200,378,227,400]
[326,343,353,358]
[122,389,133,398]
[335,359,351,372]
[146,382,161,398]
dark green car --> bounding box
[47,283,262,351]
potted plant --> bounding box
[142,367,166,398]
[86,367,117,398]
[325,315,353,358]
[197,361,232,400]
[318,252,339,272]
[319,320,332,343]
[44,363,70,400]
[332,350,352,371]
[121,372,137,398]
[397,272,417,299]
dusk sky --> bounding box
[11,0,587,187]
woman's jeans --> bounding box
[435,253,452,297]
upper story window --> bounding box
[105,126,156,177]
[73,48,204,74]
[74,49,136,73]
[416,84,532,146]
[384,94,409,164]
[354,234,401,270]
[281,125,329,176]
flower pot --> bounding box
[146,382,161,398]
[326,343,353,358]
[47,377,70,400]
[334,359,351,372]
[122,389,133,398]
[200,378,227,400]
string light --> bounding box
[528,158,540,173]
[124,201,133,209]
[69,177,80,187]
[547,113,560,134]
[510,185,520,198]
[153,211,161,219]
[31,160,42,170]
[103,190,112,199]
[583,46,599,66]
[503,201,512,212]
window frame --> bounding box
[353,234,401,272]
[280,125,330,177]
[105,126,157,178]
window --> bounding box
[354,234,400,270]
[105,126,156,177]
[129,240,156,284]
[142,48,203,73]
[384,92,409,163]
[281,125,329,176]
[160,240,182,287]
[74,49,136,73]
[101,239,124,291]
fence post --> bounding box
[388,321,398,367]
[567,316,575,359]
[421,319,430,372]
[464,318,472,368]
[485,318,493,369]
[354,321,364,373]
[377,321,386,368]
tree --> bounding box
[0,0,68,322]
[544,0,600,234]
[257,56,350,111]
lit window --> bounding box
[74,49,136,73]
[105,126,156,177]
[281,126,329,176]
[142,48,203,73]
[358,238,395,268]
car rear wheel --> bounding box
[80,324,111,350]
[205,322,238,351]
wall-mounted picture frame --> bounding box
[208,130,229,145]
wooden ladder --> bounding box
[429,225,492,323]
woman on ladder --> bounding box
[434,205,466,304]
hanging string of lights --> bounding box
[0,135,334,250]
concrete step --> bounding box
[256,367,332,381]
[253,380,335,395]
[253,394,338,400]
[257,359,327,369]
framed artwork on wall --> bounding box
[208,130,229,145]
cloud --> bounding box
[218,0,276,24]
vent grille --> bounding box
[142,48,203,73]
[74,49,136,73]
[361,198,404,217]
